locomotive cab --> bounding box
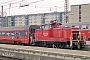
[35,21,86,49]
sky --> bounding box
[0,0,90,16]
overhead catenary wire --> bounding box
[0,0,15,4]
[4,0,64,10]
[3,0,46,10]
[9,6,64,16]
[2,0,64,16]
[2,0,27,6]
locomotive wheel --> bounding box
[77,43,80,49]
[18,42,22,45]
[52,44,55,48]
[14,41,17,45]
[59,43,65,48]
[70,46,73,50]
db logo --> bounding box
[43,33,48,36]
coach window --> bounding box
[15,32,20,36]
[0,32,1,36]
[25,31,28,36]
[20,31,28,36]
[6,32,10,36]
[88,25,90,29]
[81,25,86,29]
[2,32,6,36]
[11,32,15,36]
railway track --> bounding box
[0,44,89,60]
[0,44,90,57]
[0,43,90,51]
[0,56,23,60]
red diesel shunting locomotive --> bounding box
[0,21,86,49]
[34,21,86,49]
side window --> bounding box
[6,32,11,36]
[75,25,79,28]
[20,31,28,36]
[2,32,6,36]
[88,25,90,29]
[25,31,28,36]
[81,25,86,29]
[11,32,15,36]
[0,32,2,36]
[15,32,20,36]
[41,25,48,29]
[42,25,45,29]
[50,24,54,28]
[45,25,48,29]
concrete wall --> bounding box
[81,4,90,22]
[69,5,79,23]
[69,4,90,23]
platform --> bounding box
[0,44,89,60]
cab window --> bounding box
[75,25,79,28]
[41,25,48,29]
[81,25,86,29]
[45,25,48,29]
[42,25,45,29]
[50,24,54,28]
[88,25,90,29]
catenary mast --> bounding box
[64,0,69,23]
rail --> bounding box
[0,44,89,60]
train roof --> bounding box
[0,25,40,30]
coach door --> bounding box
[20,30,28,44]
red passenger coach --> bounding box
[0,25,40,45]
[35,22,86,49]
